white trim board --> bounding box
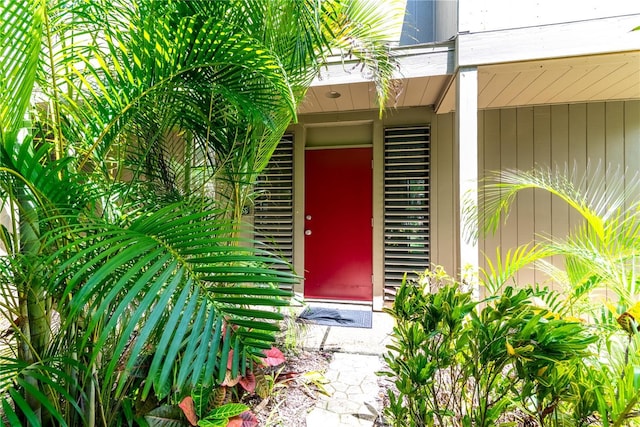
[458,14,640,67]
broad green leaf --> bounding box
[197,418,226,427]
[205,403,248,420]
[145,404,186,427]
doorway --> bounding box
[304,147,373,301]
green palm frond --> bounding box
[181,0,402,110]
[107,0,402,212]
[548,224,640,305]
[476,166,640,241]
[0,0,43,138]
[44,202,295,399]
[474,168,595,240]
[323,0,403,110]
[477,166,640,303]
[0,1,401,423]
[0,134,93,213]
[528,282,573,316]
[481,244,552,295]
[42,0,299,206]
[67,3,294,167]
[0,356,87,426]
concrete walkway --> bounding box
[299,308,395,427]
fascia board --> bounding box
[311,42,455,87]
[458,14,640,67]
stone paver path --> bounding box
[299,309,394,427]
[306,353,383,427]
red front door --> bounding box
[304,147,373,301]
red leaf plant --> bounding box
[227,410,259,427]
[261,346,286,367]
[223,347,285,392]
[238,370,256,393]
[178,396,199,426]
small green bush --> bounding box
[380,269,597,427]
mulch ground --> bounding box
[246,349,333,427]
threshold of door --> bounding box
[302,298,372,310]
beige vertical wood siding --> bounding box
[429,111,458,275]
[478,100,640,289]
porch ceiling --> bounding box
[297,50,640,115]
[297,42,455,115]
[437,51,640,113]
[297,75,451,114]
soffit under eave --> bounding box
[434,51,640,114]
[298,74,452,115]
[311,43,455,87]
[297,43,455,115]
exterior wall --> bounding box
[400,0,458,45]
[459,0,640,33]
[430,111,457,275]
[289,0,640,304]
[298,100,640,289]
[478,100,640,288]
[268,100,640,302]
[456,0,640,68]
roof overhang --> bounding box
[436,51,640,113]
[297,42,455,114]
[298,13,640,116]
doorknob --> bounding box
[306,215,312,220]
[305,230,312,236]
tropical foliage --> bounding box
[0,0,402,425]
[383,268,640,426]
[474,167,640,426]
[381,269,597,427]
[383,162,640,426]
[472,167,640,305]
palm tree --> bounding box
[473,166,640,307]
[473,167,640,426]
[0,0,403,424]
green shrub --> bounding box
[380,269,597,427]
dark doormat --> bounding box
[297,307,373,329]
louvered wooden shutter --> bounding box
[254,135,294,284]
[384,126,430,300]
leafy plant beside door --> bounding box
[472,166,640,425]
[381,269,596,427]
[381,166,640,426]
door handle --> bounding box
[305,230,312,236]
